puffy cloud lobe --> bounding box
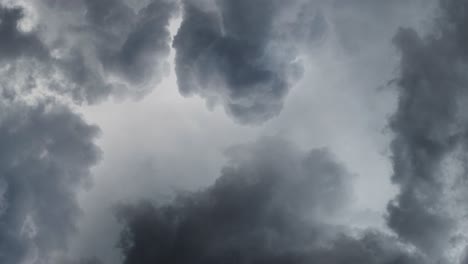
[0,0,178,103]
[116,138,422,264]
[0,98,101,263]
[173,0,320,124]
[0,0,326,123]
[387,0,468,260]
[54,0,178,102]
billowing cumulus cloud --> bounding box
[50,0,178,102]
[0,0,178,103]
[387,0,468,261]
[0,97,101,263]
[116,138,422,264]
[4,0,468,263]
[173,0,323,124]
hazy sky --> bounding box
[3,0,468,264]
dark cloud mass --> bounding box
[173,0,321,124]
[0,98,101,263]
[116,138,422,264]
[0,6,48,61]
[4,0,468,263]
[0,0,178,103]
[387,0,468,261]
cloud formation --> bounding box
[0,97,101,263]
[4,0,468,263]
[173,0,323,124]
[0,5,48,61]
[116,138,422,264]
[387,0,468,261]
[0,0,178,103]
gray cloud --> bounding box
[461,248,468,264]
[3,0,462,263]
[57,257,103,264]
[52,0,178,102]
[173,0,323,124]
[0,5,48,61]
[331,0,431,54]
[116,138,422,264]
[387,0,468,261]
[0,0,178,103]
[0,97,101,263]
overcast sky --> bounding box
[3,0,468,263]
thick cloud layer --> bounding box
[4,0,467,263]
[387,0,468,261]
[0,0,177,102]
[116,138,422,264]
[173,0,322,124]
[0,97,100,263]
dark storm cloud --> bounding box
[0,0,178,103]
[173,0,323,124]
[0,5,48,61]
[0,98,101,263]
[387,0,468,260]
[116,138,423,264]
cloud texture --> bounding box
[3,0,468,263]
[116,138,422,264]
[173,0,323,123]
[387,0,468,261]
[0,0,178,102]
[0,97,100,263]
